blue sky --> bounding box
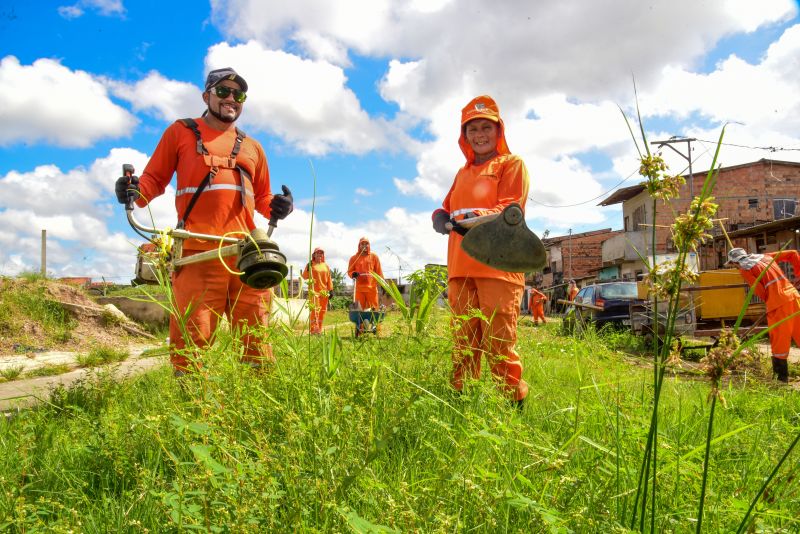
[1,0,799,283]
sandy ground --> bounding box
[0,345,164,413]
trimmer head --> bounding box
[460,203,546,273]
[236,228,288,289]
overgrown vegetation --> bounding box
[0,313,798,531]
[76,345,130,368]
[0,276,76,348]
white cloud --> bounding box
[106,71,201,121]
[57,6,83,19]
[0,56,138,148]
[58,0,125,19]
[204,41,420,156]
[0,148,157,280]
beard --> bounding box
[207,103,241,123]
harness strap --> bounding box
[176,118,249,229]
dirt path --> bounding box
[0,345,165,413]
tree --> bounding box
[330,268,346,295]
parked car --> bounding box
[563,281,643,332]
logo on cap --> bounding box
[475,103,486,111]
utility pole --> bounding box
[650,136,696,198]
[385,246,410,285]
[41,229,46,277]
[568,228,572,279]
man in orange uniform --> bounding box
[727,247,800,382]
[302,247,333,335]
[347,237,384,310]
[115,67,293,375]
[528,287,548,325]
[431,95,530,407]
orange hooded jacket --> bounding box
[740,250,800,312]
[136,118,273,250]
[441,95,530,286]
[348,238,384,292]
[528,287,547,307]
[302,248,333,295]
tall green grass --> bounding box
[1,315,798,532]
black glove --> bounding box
[328,289,334,298]
[351,272,360,279]
[115,175,140,204]
[432,209,450,235]
[269,185,294,220]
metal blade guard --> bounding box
[460,203,546,273]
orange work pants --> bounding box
[169,251,273,372]
[354,289,379,310]
[448,277,528,401]
[766,298,800,360]
[309,294,329,334]
[532,303,546,324]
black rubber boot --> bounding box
[772,357,789,383]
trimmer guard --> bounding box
[460,203,546,273]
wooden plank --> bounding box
[556,298,603,311]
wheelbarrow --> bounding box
[349,310,386,338]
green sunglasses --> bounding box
[213,85,247,103]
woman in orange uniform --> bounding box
[528,287,548,325]
[302,248,333,335]
[727,247,800,382]
[567,279,578,301]
[431,95,530,407]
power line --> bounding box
[527,167,640,208]
[694,139,800,152]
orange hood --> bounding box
[312,247,326,264]
[458,95,511,166]
[356,237,371,255]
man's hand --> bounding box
[432,209,450,235]
[269,185,294,220]
[115,175,140,204]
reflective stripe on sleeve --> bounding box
[451,207,482,218]
[763,276,788,288]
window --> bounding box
[577,287,594,304]
[632,206,646,230]
[624,216,630,231]
[748,198,758,209]
[774,198,797,220]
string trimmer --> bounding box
[446,202,546,273]
[120,164,288,289]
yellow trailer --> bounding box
[691,269,765,322]
[632,268,766,341]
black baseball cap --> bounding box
[204,67,248,92]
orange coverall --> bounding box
[137,118,275,372]
[739,250,800,361]
[528,288,548,324]
[440,95,530,402]
[302,248,333,335]
[347,237,384,310]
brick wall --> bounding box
[546,229,623,280]
[651,160,800,257]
